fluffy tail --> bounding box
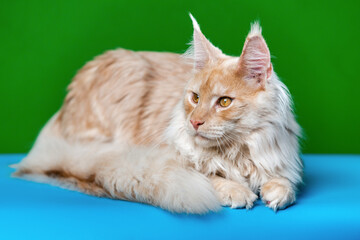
[12,117,220,214]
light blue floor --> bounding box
[1,154,360,240]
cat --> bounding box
[12,14,303,214]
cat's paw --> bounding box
[261,178,296,211]
[218,184,258,209]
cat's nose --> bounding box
[190,120,205,130]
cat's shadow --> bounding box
[297,170,331,199]
[167,199,265,221]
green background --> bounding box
[1,0,359,153]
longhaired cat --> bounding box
[13,15,302,213]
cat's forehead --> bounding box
[190,59,240,96]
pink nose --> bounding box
[190,120,204,130]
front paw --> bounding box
[261,178,296,211]
[218,184,258,209]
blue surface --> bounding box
[1,154,360,240]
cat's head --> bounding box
[183,15,273,148]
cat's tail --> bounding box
[12,115,221,214]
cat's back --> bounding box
[56,49,193,145]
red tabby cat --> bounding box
[13,15,302,213]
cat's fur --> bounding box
[12,15,302,214]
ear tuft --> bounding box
[238,22,272,89]
[186,13,223,70]
[248,21,262,38]
[189,13,200,32]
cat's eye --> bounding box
[192,93,199,104]
[219,97,232,107]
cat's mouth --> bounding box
[187,127,220,146]
[193,132,220,148]
[195,133,211,140]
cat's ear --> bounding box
[238,22,272,89]
[189,14,223,70]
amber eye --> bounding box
[192,93,199,104]
[219,97,232,107]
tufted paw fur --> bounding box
[261,178,296,211]
[211,176,258,209]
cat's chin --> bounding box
[193,134,218,148]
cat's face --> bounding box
[183,16,272,148]
[183,59,259,147]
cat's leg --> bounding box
[15,137,221,214]
[210,175,258,209]
[260,177,296,211]
[92,150,221,214]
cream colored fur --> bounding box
[13,15,302,213]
